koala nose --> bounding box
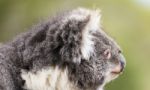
[119,54,126,72]
[120,61,125,72]
[111,54,126,74]
[111,62,124,74]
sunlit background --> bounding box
[0,0,150,90]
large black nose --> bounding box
[111,54,126,74]
[120,61,125,72]
[119,54,126,72]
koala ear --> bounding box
[60,14,90,64]
[77,8,101,60]
[60,8,101,64]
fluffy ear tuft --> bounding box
[60,8,102,64]
[77,8,101,60]
[60,14,90,64]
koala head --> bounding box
[43,8,126,90]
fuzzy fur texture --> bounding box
[0,8,126,90]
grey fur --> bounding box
[0,8,125,90]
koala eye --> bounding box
[118,49,122,54]
[103,49,111,59]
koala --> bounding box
[0,8,126,90]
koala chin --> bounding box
[0,8,126,90]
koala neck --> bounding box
[21,66,79,90]
[21,66,104,90]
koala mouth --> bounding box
[111,71,122,75]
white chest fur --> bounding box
[21,67,78,90]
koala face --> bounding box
[53,8,126,90]
[66,30,126,90]
[88,30,126,87]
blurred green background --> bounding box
[0,0,150,90]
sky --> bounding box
[134,0,150,9]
